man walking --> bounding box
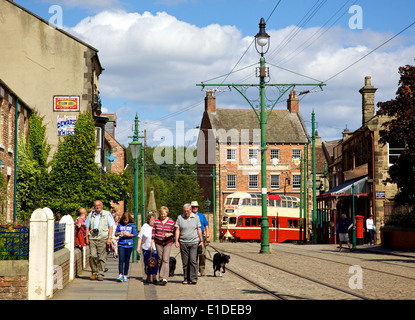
[191,201,210,276]
[175,203,204,284]
[85,200,115,281]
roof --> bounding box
[318,176,370,198]
[206,108,309,144]
[7,1,99,53]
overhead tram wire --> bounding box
[128,2,284,133]
[296,18,415,104]
[275,0,357,67]
[267,0,327,63]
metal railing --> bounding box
[0,225,29,260]
[54,223,66,252]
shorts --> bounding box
[339,233,349,242]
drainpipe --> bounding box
[14,98,18,222]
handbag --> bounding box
[147,250,157,269]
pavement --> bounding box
[50,242,414,301]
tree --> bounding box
[16,112,50,223]
[47,112,129,216]
[377,64,415,208]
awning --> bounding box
[267,194,282,200]
[318,176,370,198]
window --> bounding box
[227,149,236,161]
[227,174,236,189]
[245,218,251,226]
[231,198,240,205]
[237,218,243,226]
[388,143,405,166]
[242,198,250,205]
[292,175,301,188]
[270,175,280,189]
[249,149,258,160]
[292,149,301,161]
[288,219,298,228]
[249,174,258,188]
[270,149,280,160]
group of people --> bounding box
[137,201,209,285]
[337,213,376,252]
[74,199,209,285]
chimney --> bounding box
[205,89,216,113]
[287,91,299,113]
[359,76,377,126]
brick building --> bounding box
[102,113,126,216]
[197,90,321,238]
[318,76,398,244]
[0,79,32,222]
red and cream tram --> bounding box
[220,192,302,243]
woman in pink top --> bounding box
[152,206,175,285]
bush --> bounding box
[386,206,415,228]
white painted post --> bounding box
[28,208,48,300]
[60,215,75,281]
[43,207,55,298]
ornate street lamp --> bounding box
[254,17,270,56]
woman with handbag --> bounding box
[137,213,158,283]
[152,206,175,286]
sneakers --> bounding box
[123,276,128,282]
[117,274,124,282]
[162,279,168,286]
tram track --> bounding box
[208,244,371,300]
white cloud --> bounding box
[67,10,415,146]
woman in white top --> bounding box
[366,215,375,245]
[137,213,158,283]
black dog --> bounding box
[169,257,177,277]
[213,252,230,277]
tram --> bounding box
[220,191,302,243]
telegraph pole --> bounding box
[197,18,325,253]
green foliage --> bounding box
[387,206,415,228]
[377,65,415,213]
[16,112,50,223]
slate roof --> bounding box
[206,108,309,144]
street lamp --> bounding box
[255,17,270,55]
[255,17,271,253]
[129,138,140,262]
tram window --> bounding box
[225,198,232,205]
[237,218,243,226]
[251,199,257,206]
[288,219,298,228]
[252,218,257,226]
[222,217,228,223]
[246,218,251,226]
[275,200,281,207]
[287,201,292,208]
[231,198,239,205]
[293,202,298,208]
[229,217,237,225]
[242,198,250,205]
[272,218,278,228]
[269,199,275,207]
[282,200,286,207]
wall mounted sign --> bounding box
[57,115,77,136]
[53,96,80,111]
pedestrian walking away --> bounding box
[152,206,175,285]
[115,212,137,282]
[191,201,210,276]
[175,203,204,285]
[337,214,353,252]
[137,213,158,284]
[85,200,115,281]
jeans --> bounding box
[180,242,198,283]
[118,246,133,275]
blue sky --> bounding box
[15,0,415,147]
